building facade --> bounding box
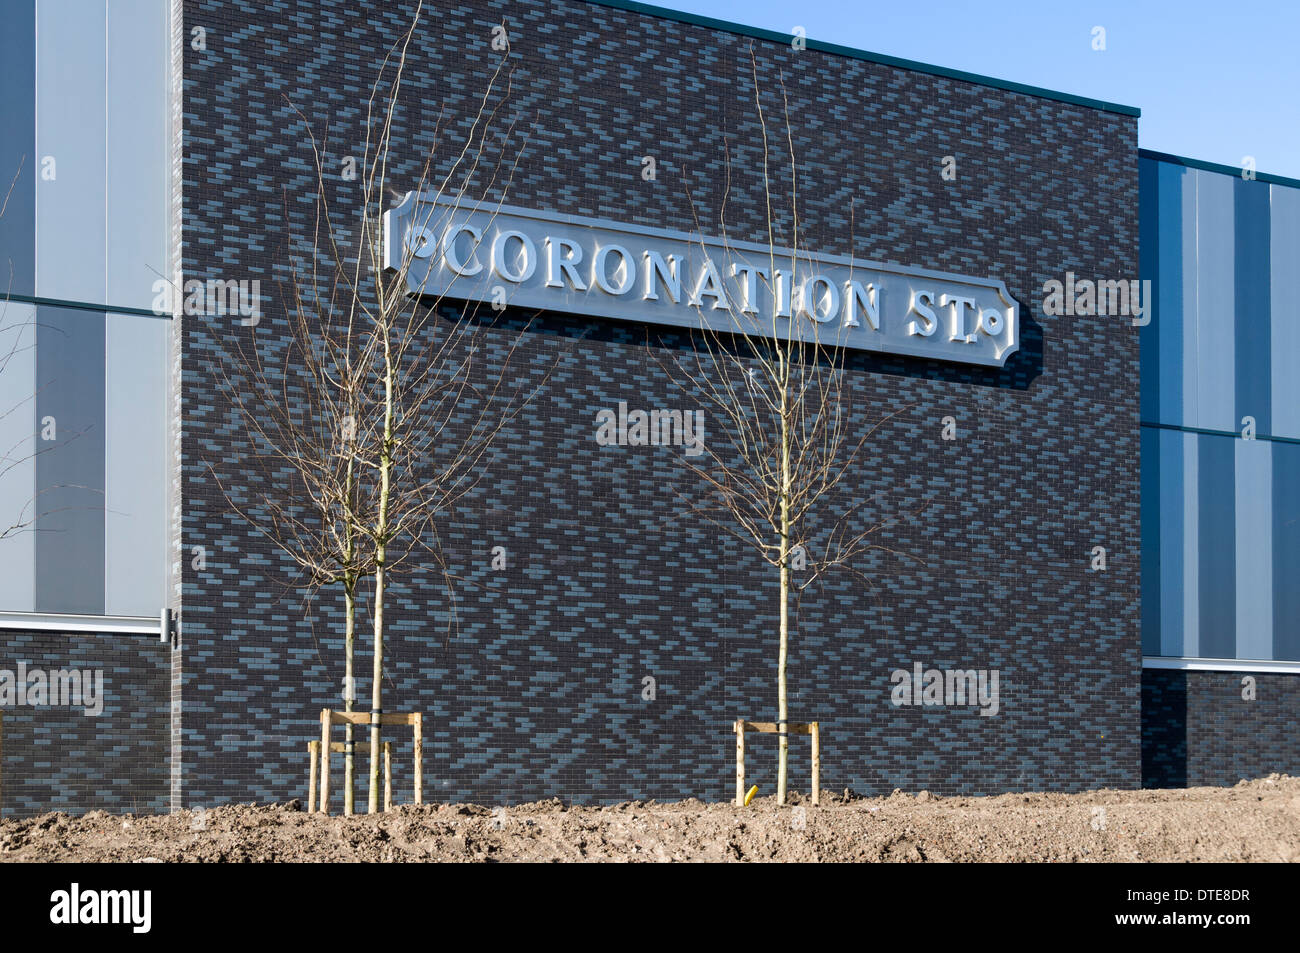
[0,0,1293,816]
[1138,150,1300,787]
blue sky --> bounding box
[646,0,1300,180]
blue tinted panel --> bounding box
[1153,163,1191,429]
[1273,441,1300,662]
[1138,158,1161,425]
[1196,434,1236,658]
[1233,179,1271,436]
[1158,429,1188,657]
[0,1,36,298]
[1141,159,1300,663]
[1140,424,1161,656]
[1178,431,1199,656]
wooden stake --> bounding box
[810,721,820,807]
[735,719,746,807]
[383,742,392,812]
[731,717,824,806]
[307,741,319,814]
[319,709,331,815]
[312,708,424,814]
[412,712,423,806]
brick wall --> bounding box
[1142,668,1300,788]
[0,633,170,817]
[176,0,1142,806]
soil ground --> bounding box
[3,775,1297,862]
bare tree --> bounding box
[220,4,548,813]
[214,210,379,814]
[660,53,920,805]
[346,6,553,813]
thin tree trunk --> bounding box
[369,343,395,814]
[778,545,789,805]
[343,451,359,815]
[777,397,791,806]
[343,585,355,815]
[369,560,384,813]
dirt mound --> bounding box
[3,775,1298,862]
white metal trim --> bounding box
[0,611,160,635]
[1143,655,1300,674]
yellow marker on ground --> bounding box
[743,785,758,806]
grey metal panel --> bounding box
[1271,184,1300,441]
[107,0,170,311]
[1193,170,1235,434]
[104,312,167,616]
[1234,438,1273,660]
[0,302,37,611]
[34,304,104,614]
[35,0,107,304]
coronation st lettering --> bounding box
[385,197,1020,368]
[423,223,1001,342]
